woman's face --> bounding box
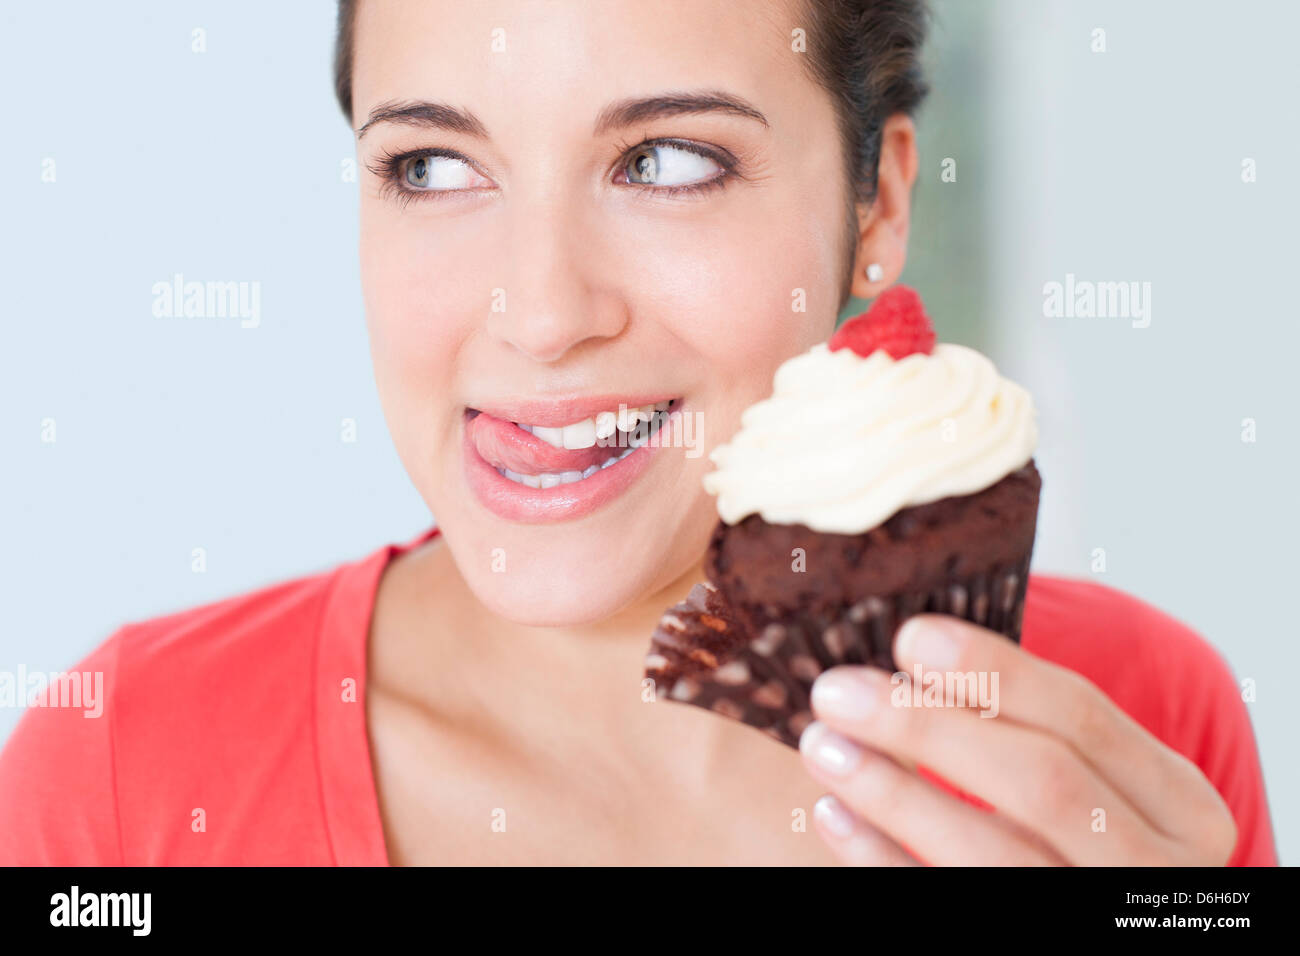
[353,0,852,625]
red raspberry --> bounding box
[828,284,936,359]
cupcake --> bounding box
[645,286,1040,747]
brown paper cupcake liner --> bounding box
[644,555,1032,749]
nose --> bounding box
[486,195,628,364]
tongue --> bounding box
[468,411,627,475]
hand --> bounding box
[798,614,1238,866]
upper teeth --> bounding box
[518,401,672,449]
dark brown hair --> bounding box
[333,0,929,308]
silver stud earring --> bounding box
[865,263,884,282]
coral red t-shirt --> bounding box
[0,526,1278,865]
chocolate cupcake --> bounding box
[645,286,1041,748]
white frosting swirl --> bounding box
[702,342,1038,533]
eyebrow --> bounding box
[593,90,769,135]
[357,99,489,139]
[356,90,769,140]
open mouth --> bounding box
[461,397,685,523]
[465,398,681,488]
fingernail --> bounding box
[799,720,864,775]
[895,616,959,669]
[811,668,882,722]
[814,794,857,838]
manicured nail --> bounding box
[799,720,864,775]
[811,668,882,722]
[814,794,857,838]
[895,616,960,669]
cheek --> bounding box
[638,200,841,461]
[623,200,839,395]
[362,212,448,370]
[359,205,497,404]
[358,208,477,492]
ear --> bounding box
[848,114,919,300]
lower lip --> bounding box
[462,407,683,524]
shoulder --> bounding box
[0,559,352,865]
[1024,573,1210,655]
[116,563,340,689]
[1022,574,1238,736]
[0,630,124,864]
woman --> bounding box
[0,0,1276,866]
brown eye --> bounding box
[624,143,722,187]
[407,156,430,187]
[630,150,657,183]
[399,153,489,191]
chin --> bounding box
[454,533,661,627]
[472,575,636,627]
[433,490,716,628]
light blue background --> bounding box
[2,1,1294,862]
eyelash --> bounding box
[366,138,737,207]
